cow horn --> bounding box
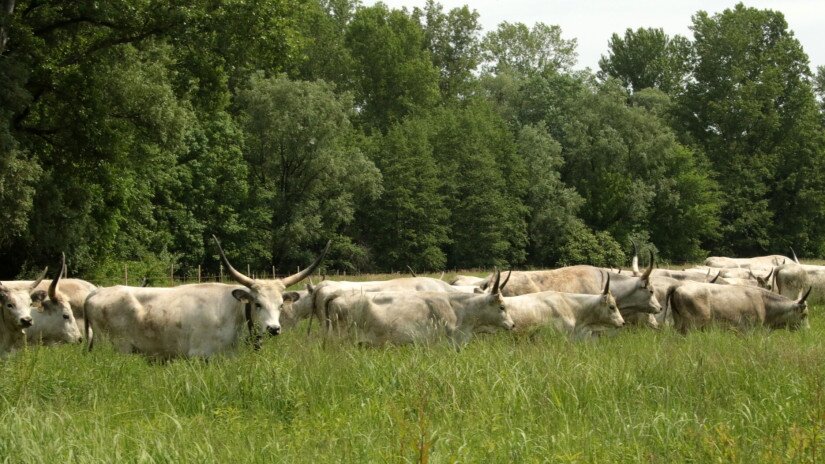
[641,251,654,280]
[501,270,512,291]
[490,268,502,295]
[767,268,774,280]
[406,265,417,278]
[30,266,48,290]
[282,240,332,287]
[48,253,65,301]
[631,241,640,275]
[213,235,256,288]
[790,247,800,264]
[798,286,813,304]
[709,271,721,284]
[439,271,445,281]
[603,272,611,295]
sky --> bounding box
[363,0,824,72]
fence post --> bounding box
[125,264,128,285]
[220,264,224,282]
[198,265,201,283]
[272,266,276,279]
[170,263,174,285]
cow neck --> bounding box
[244,302,261,351]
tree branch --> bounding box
[0,0,16,55]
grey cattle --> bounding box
[83,237,328,359]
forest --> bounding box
[1,0,824,278]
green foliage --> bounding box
[235,73,381,271]
[345,3,441,131]
[598,27,692,94]
[365,117,451,271]
[481,22,578,75]
[680,3,825,256]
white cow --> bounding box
[502,275,624,337]
[325,271,514,347]
[24,255,83,344]
[83,237,328,359]
[0,271,46,355]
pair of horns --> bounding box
[213,235,331,288]
[489,269,512,294]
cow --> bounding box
[9,259,96,333]
[324,271,514,347]
[478,259,661,323]
[502,274,624,337]
[83,236,329,359]
[773,262,825,304]
[704,255,790,269]
[23,254,83,345]
[667,283,810,333]
[304,276,466,331]
[450,275,485,286]
[0,270,46,355]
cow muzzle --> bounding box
[20,316,33,328]
[267,325,281,336]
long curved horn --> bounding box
[501,270,512,291]
[798,286,813,304]
[641,250,654,280]
[790,247,800,264]
[282,240,332,287]
[631,241,640,275]
[30,266,48,290]
[709,271,721,284]
[213,235,255,288]
[406,265,417,278]
[490,269,502,295]
[48,253,65,301]
[767,268,774,280]
[603,272,611,295]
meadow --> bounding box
[2,273,824,463]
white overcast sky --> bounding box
[363,0,824,72]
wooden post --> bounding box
[198,265,202,283]
[125,264,128,285]
[272,266,276,279]
[220,264,224,282]
[170,263,174,285]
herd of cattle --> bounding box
[0,238,820,360]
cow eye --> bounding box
[5,303,12,309]
[255,303,263,309]
[62,314,71,320]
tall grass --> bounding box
[2,304,825,462]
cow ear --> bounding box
[283,291,300,303]
[232,289,253,302]
[306,283,315,293]
[31,290,47,306]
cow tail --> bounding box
[83,291,95,352]
[664,285,678,324]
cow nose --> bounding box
[20,317,33,328]
[267,326,281,336]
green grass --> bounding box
[3,304,825,463]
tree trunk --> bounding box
[0,0,15,55]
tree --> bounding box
[414,0,482,100]
[679,3,825,255]
[365,117,451,271]
[428,100,528,268]
[235,73,381,272]
[598,27,692,94]
[345,4,440,131]
[481,22,577,75]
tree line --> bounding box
[1,1,824,279]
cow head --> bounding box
[617,251,661,314]
[598,274,625,329]
[0,268,46,331]
[475,270,515,331]
[214,236,329,338]
[749,268,774,291]
[27,254,83,344]
[774,287,812,330]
